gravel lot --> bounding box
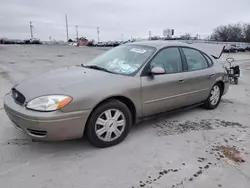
[1,45,250,188]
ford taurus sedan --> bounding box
[4,41,229,147]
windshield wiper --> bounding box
[81,64,115,74]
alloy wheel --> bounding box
[210,85,221,105]
[95,109,126,142]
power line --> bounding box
[25,20,135,33]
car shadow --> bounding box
[132,106,203,132]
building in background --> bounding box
[77,37,88,46]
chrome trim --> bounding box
[145,88,209,104]
[27,129,47,138]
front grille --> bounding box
[27,129,47,137]
[12,88,25,105]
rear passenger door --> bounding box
[179,47,216,105]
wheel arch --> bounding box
[83,95,137,136]
[215,80,225,95]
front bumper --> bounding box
[4,93,92,141]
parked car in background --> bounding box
[224,45,237,53]
[1,38,15,44]
[87,40,95,47]
[30,38,42,44]
[24,39,31,44]
[103,41,121,47]
[24,38,42,44]
[96,42,105,47]
[4,41,229,148]
[113,41,120,47]
[0,39,26,44]
[223,46,230,53]
[91,41,122,47]
[14,39,25,44]
[236,45,246,52]
[246,45,250,51]
[105,41,113,47]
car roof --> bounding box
[127,40,193,49]
[125,40,225,59]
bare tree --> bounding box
[243,24,250,42]
[227,24,244,42]
[211,25,230,41]
[211,23,248,42]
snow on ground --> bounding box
[0,45,250,188]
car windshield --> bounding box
[84,45,156,75]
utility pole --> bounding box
[76,25,79,40]
[97,27,100,43]
[29,22,33,39]
[65,14,69,42]
[149,31,151,39]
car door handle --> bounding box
[209,74,215,78]
[178,79,186,83]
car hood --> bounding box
[15,66,124,101]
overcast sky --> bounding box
[1,0,250,41]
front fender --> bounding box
[60,77,142,116]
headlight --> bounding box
[26,95,72,111]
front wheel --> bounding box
[86,100,132,148]
[203,83,222,109]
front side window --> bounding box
[182,48,208,71]
[150,47,183,73]
[85,45,156,75]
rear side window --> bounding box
[203,53,213,67]
[182,48,208,71]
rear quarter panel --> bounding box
[212,58,228,93]
[213,58,227,81]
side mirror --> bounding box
[150,66,166,75]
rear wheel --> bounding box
[86,100,132,148]
[203,83,222,109]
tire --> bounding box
[203,83,222,110]
[86,100,132,148]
